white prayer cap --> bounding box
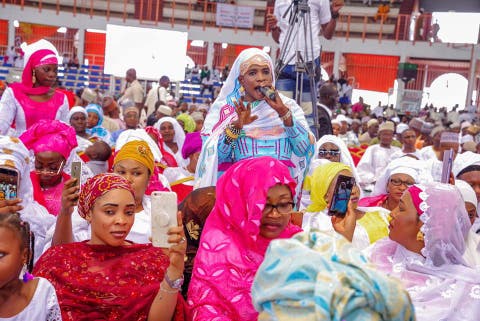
[361,116,370,123]
[455,179,477,210]
[372,157,432,196]
[396,123,409,135]
[331,119,341,126]
[391,116,400,123]
[190,111,204,121]
[157,105,172,116]
[450,122,461,129]
[21,39,60,68]
[430,126,444,138]
[461,134,474,144]
[352,118,361,125]
[461,121,472,130]
[379,121,394,133]
[336,115,348,123]
[453,151,480,178]
[440,132,460,144]
[462,141,477,153]
[367,119,378,128]
[345,117,353,125]
[81,88,96,103]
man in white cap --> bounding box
[390,125,421,160]
[358,119,379,145]
[357,121,400,193]
[336,115,359,147]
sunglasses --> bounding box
[318,149,341,157]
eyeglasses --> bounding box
[389,178,414,187]
[263,202,294,214]
[35,160,64,176]
[318,149,341,157]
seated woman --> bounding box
[455,179,478,225]
[145,126,178,170]
[176,113,196,134]
[34,173,186,321]
[50,139,161,246]
[154,117,186,167]
[68,105,93,153]
[0,213,61,320]
[86,103,112,145]
[368,183,480,320]
[19,120,78,217]
[196,48,314,190]
[164,132,202,202]
[0,135,55,261]
[0,39,69,136]
[187,157,302,320]
[252,230,415,320]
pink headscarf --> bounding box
[181,132,202,159]
[10,49,58,95]
[78,173,135,218]
[407,185,425,216]
[19,120,78,160]
[187,157,302,320]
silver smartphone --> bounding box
[70,161,82,187]
[151,191,178,248]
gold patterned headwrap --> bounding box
[239,54,271,76]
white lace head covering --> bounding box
[154,117,185,154]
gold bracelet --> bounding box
[225,127,239,140]
[279,109,292,122]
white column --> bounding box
[8,19,16,48]
[206,41,215,69]
[77,28,85,65]
[466,44,477,107]
[332,49,341,78]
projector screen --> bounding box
[104,24,188,80]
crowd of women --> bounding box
[0,39,479,321]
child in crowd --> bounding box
[82,140,112,175]
[0,213,61,320]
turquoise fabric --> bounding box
[252,230,416,321]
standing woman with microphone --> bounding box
[196,48,314,190]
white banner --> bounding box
[216,3,255,29]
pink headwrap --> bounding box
[10,49,58,96]
[78,173,135,218]
[407,185,425,216]
[19,120,78,160]
[181,132,202,159]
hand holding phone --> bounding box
[70,162,82,187]
[328,175,355,218]
[151,191,178,248]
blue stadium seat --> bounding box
[65,81,75,87]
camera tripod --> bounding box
[275,0,320,137]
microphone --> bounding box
[258,86,276,100]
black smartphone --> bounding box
[328,174,355,218]
[0,166,20,201]
[70,162,82,187]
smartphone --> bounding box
[70,162,82,187]
[328,175,355,218]
[0,166,19,201]
[441,149,454,184]
[151,191,178,248]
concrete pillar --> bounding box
[8,19,16,49]
[206,41,215,69]
[466,44,477,107]
[332,49,341,78]
[77,28,85,65]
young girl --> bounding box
[0,213,61,320]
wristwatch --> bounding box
[164,273,184,290]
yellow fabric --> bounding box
[304,162,351,213]
[357,210,390,244]
[114,140,154,174]
[170,176,195,186]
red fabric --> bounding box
[30,171,70,216]
[9,49,57,95]
[57,88,76,108]
[144,167,170,196]
[145,126,178,167]
[358,194,388,207]
[348,144,369,166]
[34,241,186,321]
[171,184,194,204]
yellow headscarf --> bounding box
[114,140,154,174]
[304,162,352,213]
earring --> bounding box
[32,70,36,84]
[416,230,424,241]
[19,264,33,283]
[239,85,245,96]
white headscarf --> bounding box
[0,136,55,262]
[453,151,480,178]
[372,157,432,196]
[315,135,361,192]
[68,106,87,121]
[116,129,163,163]
[154,117,186,165]
[455,179,478,210]
[196,48,312,188]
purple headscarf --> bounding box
[181,132,202,159]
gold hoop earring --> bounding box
[239,85,245,96]
[32,70,36,84]
[416,230,424,241]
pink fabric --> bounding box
[358,194,388,207]
[9,49,58,96]
[351,102,364,113]
[187,157,302,320]
[407,185,424,216]
[20,120,78,159]
[181,132,202,159]
[370,183,479,321]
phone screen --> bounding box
[71,162,82,186]
[0,167,19,201]
[328,175,355,218]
